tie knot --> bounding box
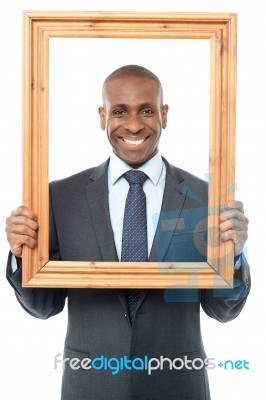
[124,170,148,186]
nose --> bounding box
[123,114,144,134]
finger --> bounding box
[219,218,244,233]
[220,209,246,222]
[220,229,237,244]
[11,206,38,222]
[6,205,39,232]
[220,200,244,214]
[220,221,248,241]
[220,228,248,256]
[9,233,37,249]
[8,233,37,256]
[6,221,38,240]
[8,214,39,232]
[220,215,248,237]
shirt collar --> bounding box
[109,152,164,186]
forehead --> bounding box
[103,75,161,105]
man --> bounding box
[5,65,250,399]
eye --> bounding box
[113,109,126,116]
[142,108,154,115]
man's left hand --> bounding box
[220,201,249,256]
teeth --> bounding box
[123,138,145,145]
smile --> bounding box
[123,138,146,145]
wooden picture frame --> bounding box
[22,11,237,288]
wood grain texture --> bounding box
[22,11,237,288]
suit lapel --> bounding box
[137,160,188,312]
[84,160,118,262]
[149,172,187,262]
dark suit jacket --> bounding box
[7,158,250,400]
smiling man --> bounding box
[5,65,250,400]
[99,67,168,168]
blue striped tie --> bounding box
[121,170,148,324]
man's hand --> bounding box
[220,201,249,256]
[5,206,38,257]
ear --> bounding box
[98,107,106,130]
[162,104,169,129]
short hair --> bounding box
[102,64,163,105]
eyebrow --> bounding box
[111,104,128,110]
[111,103,159,110]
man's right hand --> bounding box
[5,206,38,257]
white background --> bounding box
[49,38,209,181]
[0,1,265,399]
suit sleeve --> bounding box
[5,189,67,320]
[6,253,67,319]
[200,253,251,322]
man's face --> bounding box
[99,75,169,168]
